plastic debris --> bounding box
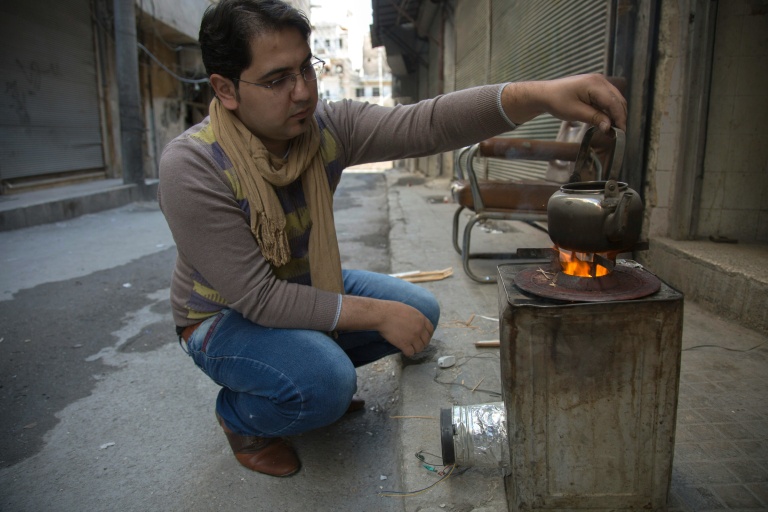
[438,355,456,368]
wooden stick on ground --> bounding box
[474,340,500,348]
[391,267,453,283]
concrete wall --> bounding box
[646,0,768,243]
[699,1,768,243]
[406,4,453,179]
[141,39,187,179]
[644,0,688,239]
[639,0,768,332]
[95,8,122,181]
[133,1,209,180]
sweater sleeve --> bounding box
[317,84,515,168]
[158,135,340,330]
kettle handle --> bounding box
[569,126,626,183]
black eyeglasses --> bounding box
[233,59,325,95]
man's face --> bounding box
[231,28,318,155]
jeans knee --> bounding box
[331,360,357,396]
[416,290,440,328]
[335,361,357,401]
[305,359,357,422]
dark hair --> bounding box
[199,0,311,81]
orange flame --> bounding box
[557,248,609,277]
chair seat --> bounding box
[451,179,562,212]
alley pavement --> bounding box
[0,168,766,511]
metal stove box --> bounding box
[497,262,684,511]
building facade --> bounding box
[0,0,312,194]
[357,34,393,106]
[370,0,768,331]
[371,0,768,244]
[313,21,393,106]
[0,0,212,193]
[312,21,354,101]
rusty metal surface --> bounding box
[498,265,684,511]
[513,261,661,302]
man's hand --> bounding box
[501,74,627,132]
[336,296,434,357]
[374,301,434,356]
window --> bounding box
[339,38,344,49]
[355,88,365,97]
[372,87,380,97]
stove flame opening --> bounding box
[556,247,610,277]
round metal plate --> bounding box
[513,264,661,302]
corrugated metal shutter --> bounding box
[429,15,442,98]
[443,4,457,94]
[455,0,490,90]
[0,0,104,181]
[454,0,490,178]
[487,0,611,180]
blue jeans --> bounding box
[183,269,440,438]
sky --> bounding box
[310,1,373,25]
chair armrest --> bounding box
[453,145,474,181]
[465,144,485,211]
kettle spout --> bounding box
[604,191,635,242]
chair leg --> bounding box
[462,214,497,284]
[457,212,552,284]
[452,206,465,255]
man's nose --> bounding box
[290,73,312,100]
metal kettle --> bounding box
[546,126,643,253]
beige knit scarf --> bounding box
[209,98,344,294]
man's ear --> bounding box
[209,74,239,110]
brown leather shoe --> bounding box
[216,413,300,477]
[346,396,365,414]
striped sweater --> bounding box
[158,85,514,330]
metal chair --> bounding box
[451,121,600,283]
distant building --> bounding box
[311,18,392,106]
[356,33,393,107]
[312,21,352,101]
